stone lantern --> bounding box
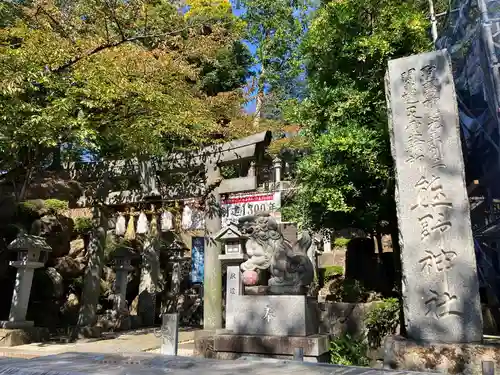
[215,222,247,328]
[215,222,246,264]
[112,247,135,314]
[1,233,52,328]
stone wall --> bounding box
[318,302,379,338]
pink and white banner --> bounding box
[221,191,281,227]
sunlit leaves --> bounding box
[287,0,432,231]
[237,0,312,119]
[0,0,251,174]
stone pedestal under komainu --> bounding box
[214,294,329,363]
[208,213,330,363]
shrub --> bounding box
[333,237,351,247]
[326,276,373,303]
[364,297,400,348]
[342,279,368,303]
[74,217,93,237]
[329,334,370,366]
[324,265,344,280]
[44,199,69,214]
[18,201,39,214]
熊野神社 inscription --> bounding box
[386,50,482,343]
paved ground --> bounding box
[0,352,438,375]
[0,328,199,359]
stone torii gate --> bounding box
[71,131,272,330]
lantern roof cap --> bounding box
[169,239,187,251]
[8,233,52,252]
[111,246,135,259]
[215,222,246,242]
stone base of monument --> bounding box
[196,295,330,363]
[226,295,317,336]
[244,286,268,295]
[384,335,500,374]
[0,321,34,329]
[0,327,50,347]
[212,333,330,363]
[244,285,308,295]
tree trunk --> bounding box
[48,145,62,170]
[252,64,266,129]
[77,205,108,327]
[252,89,264,129]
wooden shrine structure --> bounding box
[68,131,272,331]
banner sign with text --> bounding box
[221,192,281,227]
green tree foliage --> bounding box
[0,0,251,199]
[287,0,432,231]
[236,0,311,126]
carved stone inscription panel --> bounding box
[225,266,243,329]
[386,50,482,343]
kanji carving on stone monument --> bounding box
[418,213,452,240]
[424,279,461,319]
[411,175,453,240]
[401,68,426,166]
[387,51,482,342]
[421,64,446,169]
[419,249,457,273]
[262,304,275,323]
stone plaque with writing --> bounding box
[225,266,243,328]
[158,313,179,356]
[226,295,317,336]
[386,50,482,343]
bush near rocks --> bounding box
[43,199,69,215]
[329,334,370,366]
[18,199,68,219]
[73,217,93,238]
[364,297,400,349]
[324,265,344,281]
[333,237,351,248]
[328,298,401,366]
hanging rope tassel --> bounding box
[161,211,173,232]
[136,210,149,234]
[115,213,126,236]
[181,205,192,230]
[150,205,158,237]
[150,214,158,237]
[124,210,136,241]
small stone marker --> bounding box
[483,361,495,375]
[294,348,304,362]
[157,313,179,356]
[385,49,482,343]
[225,266,243,328]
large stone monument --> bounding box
[210,213,329,362]
[385,49,482,344]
